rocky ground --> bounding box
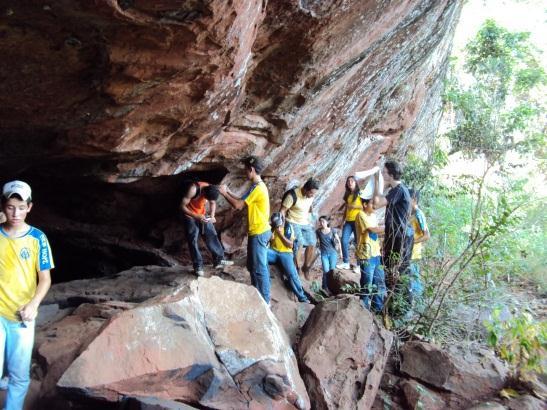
[2,261,544,410]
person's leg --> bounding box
[320,253,329,290]
[247,234,257,287]
[202,222,224,265]
[359,259,374,310]
[267,248,278,265]
[340,222,353,264]
[4,318,34,410]
[253,231,272,304]
[0,318,6,388]
[278,252,309,302]
[372,257,387,312]
[383,234,403,290]
[399,233,414,278]
[409,261,423,303]
[290,223,304,271]
[301,225,316,272]
[183,216,203,271]
[328,251,338,272]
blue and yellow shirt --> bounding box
[355,211,381,260]
[242,181,270,236]
[271,225,295,253]
[411,208,428,260]
[0,225,54,321]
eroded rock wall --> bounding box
[0,0,462,276]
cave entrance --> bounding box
[18,165,230,284]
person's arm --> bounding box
[373,171,387,208]
[208,200,217,223]
[368,226,384,234]
[414,230,430,244]
[181,197,208,221]
[18,269,51,322]
[276,227,294,248]
[334,232,342,257]
[219,184,246,210]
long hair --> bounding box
[343,176,360,202]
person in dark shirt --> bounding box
[373,160,414,291]
[316,215,342,293]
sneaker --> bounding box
[336,262,351,270]
[353,265,361,274]
[195,269,205,277]
[214,260,234,269]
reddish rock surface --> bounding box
[0,1,463,278]
[298,296,393,409]
[400,341,509,402]
[57,276,310,409]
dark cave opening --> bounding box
[14,164,230,283]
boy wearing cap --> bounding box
[0,181,54,410]
[355,196,386,312]
[267,212,309,303]
[180,180,233,276]
[219,156,272,303]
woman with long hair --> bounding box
[337,176,362,269]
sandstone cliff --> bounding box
[0,0,462,279]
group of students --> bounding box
[181,156,430,312]
[0,157,430,409]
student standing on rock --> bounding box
[0,181,54,410]
[355,196,386,312]
[408,189,430,303]
[280,178,320,279]
[373,161,414,291]
[181,181,233,277]
[267,212,310,303]
[219,156,272,303]
[316,216,341,293]
[337,176,362,270]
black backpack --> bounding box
[281,188,298,208]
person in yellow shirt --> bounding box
[355,196,385,312]
[267,213,309,303]
[0,180,54,410]
[220,156,272,303]
[337,176,362,270]
[280,178,320,279]
[408,189,430,302]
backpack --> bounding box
[281,188,298,208]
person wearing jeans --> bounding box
[316,216,341,292]
[338,176,362,269]
[408,189,430,304]
[220,156,272,303]
[373,160,414,309]
[267,213,309,303]
[0,180,54,410]
[0,318,35,410]
[181,181,233,276]
[355,196,386,312]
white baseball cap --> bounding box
[2,180,32,202]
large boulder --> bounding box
[35,302,133,399]
[400,341,508,401]
[298,296,393,409]
[57,276,310,409]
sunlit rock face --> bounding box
[0,0,462,276]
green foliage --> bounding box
[485,309,547,375]
[310,280,327,301]
[443,19,546,163]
